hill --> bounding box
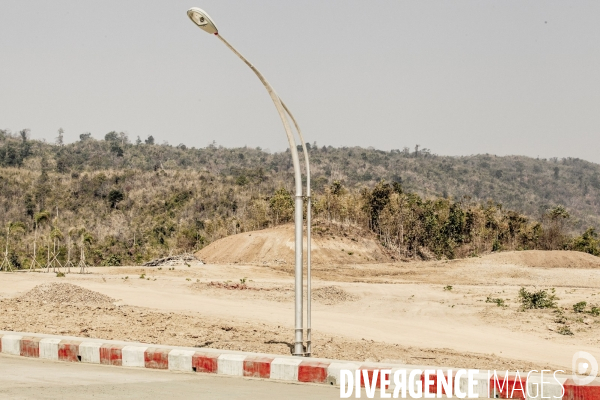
[0,128,599,266]
[1,129,598,232]
[196,222,393,266]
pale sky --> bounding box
[1,1,599,163]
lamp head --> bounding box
[187,7,218,35]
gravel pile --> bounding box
[312,286,358,305]
[143,253,201,267]
[18,283,116,304]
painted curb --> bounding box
[0,331,598,399]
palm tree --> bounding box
[77,227,93,274]
[29,211,50,271]
[64,227,77,273]
[1,222,26,272]
[48,226,64,273]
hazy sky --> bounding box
[1,1,599,163]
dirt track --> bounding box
[1,225,599,372]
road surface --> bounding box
[0,354,342,400]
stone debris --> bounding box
[312,286,358,305]
[142,253,202,267]
[18,283,115,304]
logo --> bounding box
[572,351,598,386]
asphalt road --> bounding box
[0,354,343,400]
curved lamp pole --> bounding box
[280,102,312,356]
[187,7,311,357]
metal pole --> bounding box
[280,101,312,356]
[215,33,305,356]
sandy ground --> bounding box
[1,245,599,373]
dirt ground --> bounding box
[1,225,599,372]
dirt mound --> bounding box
[312,286,358,305]
[196,222,392,265]
[475,250,600,269]
[18,283,115,304]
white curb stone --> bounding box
[39,338,61,360]
[327,362,361,386]
[217,354,246,376]
[168,349,196,372]
[270,358,303,381]
[78,342,103,364]
[1,335,22,355]
[122,346,148,367]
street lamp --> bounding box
[187,7,312,356]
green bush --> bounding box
[573,301,587,313]
[519,287,558,309]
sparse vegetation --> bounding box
[1,129,599,267]
[573,301,587,313]
[557,325,574,336]
[554,312,567,324]
[519,287,558,310]
[208,281,248,290]
[56,272,65,277]
[486,296,506,307]
[139,274,145,279]
[444,285,453,291]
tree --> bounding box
[145,135,155,145]
[571,228,600,256]
[79,132,92,141]
[364,180,392,229]
[24,193,35,218]
[108,189,125,208]
[2,222,26,270]
[56,128,64,146]
[104,131,119,142]
[110,142,124,157]
[33,157,51,209]
[541,205,570,250]
[330,181,345,196]
[269,187,293,224]
[118,132,128,146]
[19,129,31,166]
[34,211,51,228]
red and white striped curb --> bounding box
[1,331,598,399]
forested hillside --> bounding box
[0,128,598,267]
